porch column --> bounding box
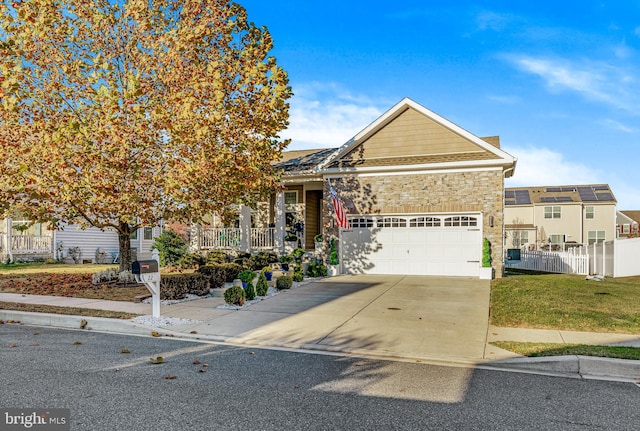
[274,192,285,253]
[239,204,252,253]
[189,223,202,253]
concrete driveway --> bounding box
[183,275,491,361]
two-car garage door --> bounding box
[342,215,482,277]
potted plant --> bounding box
[279,255,293,272]
[262,266,273,281]
[479,238,493,280]
[313,234,323,250]
[238,269,256,289]
[284,233,298,253]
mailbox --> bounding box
[132,260,160,283]
[132,260,159,274]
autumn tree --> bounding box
[0,0,291,270]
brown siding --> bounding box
[341,108,486,161]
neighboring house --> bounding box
[616,210,640,238]
[195,98,517,278]
[503,184,617,251]
[0,215,161,263]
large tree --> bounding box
[0,0,291,270]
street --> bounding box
[1,324,639,430]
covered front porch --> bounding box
[0,218,54,262]
[191,181,326,255]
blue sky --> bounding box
[240,1,640,209]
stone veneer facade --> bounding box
[323,169,505,277]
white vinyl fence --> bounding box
[505,249,589,275]
[590,238,640,278]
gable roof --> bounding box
[321,98,516,175]
[505,184,617,206]
[619,210,640,223]
[273,148,336,174]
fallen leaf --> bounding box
[151,331,161,337]
[249,352,255,355]
[190,330,198,334]
[9,343,17,348]
[119,349,131,354]
[202,363,209,367]
[387,307,401,311]
[198,368,206,373]
[73,341,82,345]
[0,320,4,324]
[80,319,88,329]
[32,343,40,347]
[33,332,39,335]
[193,360,201,365]
[164,375,176,380]
[149,356,164,364]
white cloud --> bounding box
[486,94,521,104]
[506,55,639,112]
[281,82,387,150]
[503,146,603,187]
[600,118,636,133]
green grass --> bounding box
[491,273,640,334]
[491,341,640,361]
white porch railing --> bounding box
[505,249,589,275]
[0,234,54,255]
[200,228,241,249]
[251,228,275,250]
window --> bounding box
[585,206,594,219]
[622,224,630,234]
[351,218,374,228]
[444,216,478,227]
[131,229,138,240]
[409,217,441,227]
[588,230,605,245]
[544,206,561,219]
[511,231,529,247]
[549,234,565,244]
[284,191,297,206]
[144,227,153,240]
[380,217,406,228]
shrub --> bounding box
[329,239,339,265]
[197,263,242,288]
[160,273,210,300]
[250,251,279,270]
[177,253,206,269]
[238,269,257,283]
[118,270,137,284]
[256,272,269,296]
[482,238,492,268]
[276,275,293,290]
[244,279,256,301]
[291,248,305,261]
[92,268,119,284]
[307,261,328,277]
[152,229,188,266]
[223,285,245,306]
[292,271,304,282]
[206,250,230,264]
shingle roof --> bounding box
[505,184,616,206]
[326,151,500,169]
[620,210,640,223]
[273,148,335,173]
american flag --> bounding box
[329,183,350,230]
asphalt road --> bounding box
[1,324,639,430]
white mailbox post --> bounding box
[132,257,161,318]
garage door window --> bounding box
[351,218,374,228]
[410,217,441,227]
[444,216,478,227]
[380,217,407,228]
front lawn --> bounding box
[491,341,640,361]
[0,262,147,302]
[490,273,640,334]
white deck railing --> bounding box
[0,234,54,255]
[200,228,241,249]
[251,228,275,249]
[505,249,589,275]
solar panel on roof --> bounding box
[556,196,573,202]
[546,187,562,192]
[505,200,516,206]
[577,186,597,201]
[505,190,515,198]
[593,185,609,191]
[540,197,556,202]
[596,192,614,201]
[514,190,531,204]
[561,187,577,192]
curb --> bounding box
[3,310,640,382]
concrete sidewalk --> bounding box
[2,276,640,381]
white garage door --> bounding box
[342,215,482,277]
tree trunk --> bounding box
[118,222,133,272]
